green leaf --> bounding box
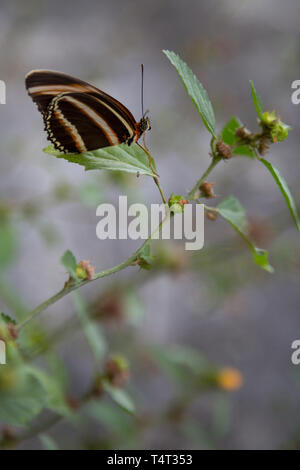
[103,382,135,415]
[221,117,254,158]
[0,312,16,324]
[43,143,156,177]
[85,400,134,437]
[232,145,255,158]
[259,158,300,234]
[72,291,107,361]
[212,395,231,439]
[123,288,145,325]
[0,224,17,271]
[79,183,103,206]
[0,370,46,426]
[61,249,77,279]
[250,80,263,119]
[217,195,274,273]
[253,248,273,272]
[39,434,59,450]
[136,244,155,270]
[218,195,247,231]
[221,116,241,146]
[162,345,208,374]
[152,345,209,387]
[46,353,69,394]
[0,277,27,321]
[163,49,216,136]
[182,418,213,450]
[26,366,71,417]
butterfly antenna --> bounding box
[141,63,145,117]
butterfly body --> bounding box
[25,70,150,153]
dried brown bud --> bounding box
[1,427,16,447]
[98,291,124,323]
[104,356,130,388]
[179,199,188,206]
[7,323,18,340]
[91,379,105,398]
[235,126,253,142]
[206,211,218,221]
[216,139,232,159]
[258,136,270,156]
[66,396,80,411]
[199,181,216,199]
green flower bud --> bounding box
[170,203,183,214]
[75,260,95,280]
[168,193,188,214]
[104,354,130,387]
[270,121,291,142]
[261,111,291,142]
[75,265,87,279]
[261,111,277,126]
[109,354,129,372]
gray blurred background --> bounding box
[0,0,300,450]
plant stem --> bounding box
[187,156,221,200]
[137,141,167,204]
[16,220,165,331]
[25,270,155,361]
[154,176,167,204]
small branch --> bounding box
[137,141,167,204]
[187,156,221,200]
[24,270,156,361]
[16,220,166,331]
[153,176,167,204]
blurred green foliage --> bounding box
[0,49,299,451]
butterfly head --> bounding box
[133,115,151,145]
[139,115,151,134]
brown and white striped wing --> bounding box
[25,69,101,115]
[44,92,137,153]
[25,69,137,124]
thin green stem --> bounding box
[187,156,221,200]
[16,219,166,332]
[137,141,167,204]
[154,176,167,204]
[24,270,156,361]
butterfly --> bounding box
[25,69,151,154]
